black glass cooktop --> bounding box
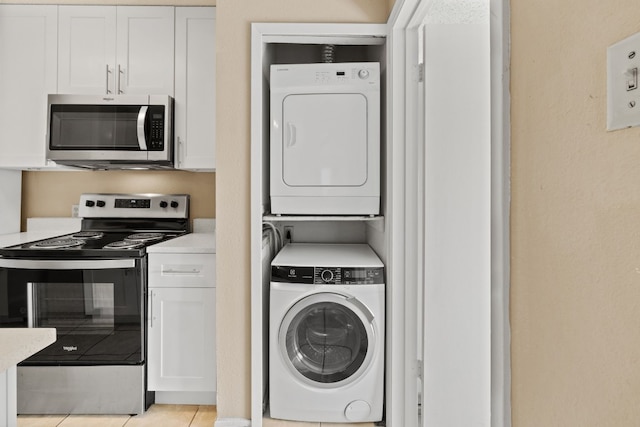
[0,217,189,259]
[0,230,187,259]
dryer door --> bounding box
[281,93,368,187]
[278,292,376,387]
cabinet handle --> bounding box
[177,137,183,167]
[149,290,154,329]
[106,65,112,94]
[117,64,124,94]
[162,268,202,275]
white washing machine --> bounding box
[269,62,380,215]
[269,243,385,423]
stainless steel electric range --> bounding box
[0,193,190,415]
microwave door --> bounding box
[137,106,148,151]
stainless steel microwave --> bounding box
[46,94,174,170]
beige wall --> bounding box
[22,171,215,229]
[215,0,389,419]
[511,1,640,426]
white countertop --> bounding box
[147,232,216,254]
[0,329,56,372]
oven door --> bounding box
[0,258,145,366]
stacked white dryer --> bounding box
[269,62,380,215]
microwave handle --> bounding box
[137,106,148,150]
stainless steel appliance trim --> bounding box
[0,259,136,270]
[17,365,149,415]
[137,106,148,150]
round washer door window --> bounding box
[279,292,375,386]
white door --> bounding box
[116,6,175,95]
[174,7,216,171]
[0,5,58,169]
[281,93,368,187]
[148,287,216,392]
[388,0,503,426]
[58,6,117,94]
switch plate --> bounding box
[607,32,640,130]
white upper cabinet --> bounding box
[58,6,175,96]
[0,5,58,169]
[58,6,116,95]
[174,7,216,171]
[116,7,175,95]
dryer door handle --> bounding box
[285,122,297,147]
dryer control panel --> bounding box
[271,265,384,285]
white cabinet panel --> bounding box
[58,6,174,96]
[58,6,116,94]
[117,6,175,95]
[148,287,216,392]
[174,7,216,170]
[0,5,58,169]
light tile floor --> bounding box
[17,404,217,427]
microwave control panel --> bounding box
[147,105,166,151]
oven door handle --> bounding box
[27,282,35,328]
[0,259,136,270]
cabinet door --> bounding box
[148,287,216,392]
[116,6,175,95]
[58,6,117,95]
[0,5,58,169]
[174,7,216,171]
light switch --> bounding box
[627,67,638,91]
[607,32,640,130]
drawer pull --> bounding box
[162,267,202,275]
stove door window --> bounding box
[29,282,116,330]
[0,261,144,365]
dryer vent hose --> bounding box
[321,44,336,63]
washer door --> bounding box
[279,292,376,387]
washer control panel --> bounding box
[271,265,384,285]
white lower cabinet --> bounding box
[147,253,216,402]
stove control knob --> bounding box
[96,200,106,207]
[159,201,168,208]
[85,200,95,207]
[170,201,179,208]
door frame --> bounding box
[387,0,510,426]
